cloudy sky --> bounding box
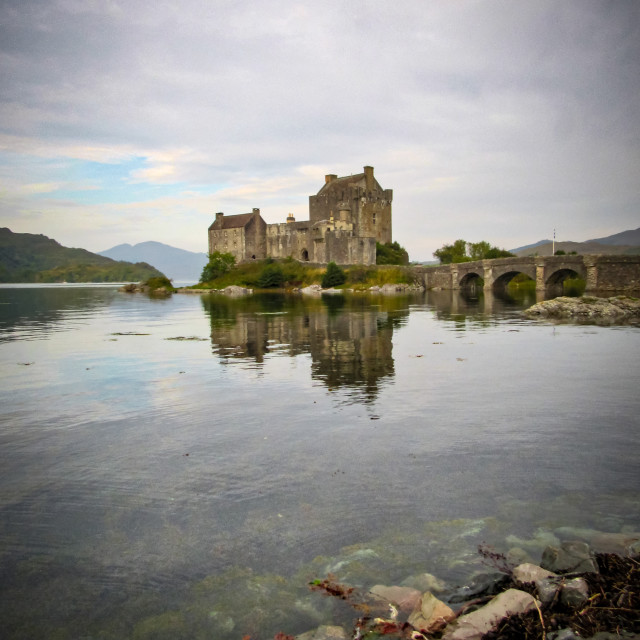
[1,0,638,260]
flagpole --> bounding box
[552,229,555,256]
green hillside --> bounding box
[0,228,166,283]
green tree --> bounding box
[200,251,236,282]
[434,239,514,264]
[433,239,469,264]
[376,241,409,265]
[468,241,492,261]
[484,247,515,259]
[257,263,285,288]
[321,261,347,288]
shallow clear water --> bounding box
[0,285,638,638]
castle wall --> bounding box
[357,193,393,245]
[244,216,267,260]
[209,226,246,262]
[322,230,376,266]
[266,222,312,261]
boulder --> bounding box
[541,541,598,574]
[223,285,252,296]
[300,284,322,295]
[536,577,561,606]
[441,589,540,640]
[512,563,557,585]
[407,591,455,634]
[369,585,422,613]
[560,577,590,607]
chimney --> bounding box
[325,174,337,184]
[364,166,374,191]
[215,212,224,221]
[286,213,295,224]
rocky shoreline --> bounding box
[175,283,425,296]
[287,531,639,640]
[524,296,640,323]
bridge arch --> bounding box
[459,272,484,295]
[492,270,535,292]
[545,267,584,296]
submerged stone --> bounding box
[541,540,598,574]
[296,624,349,640]
[401,571,448,593]
[369,584,422,612]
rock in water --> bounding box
[523,295,640,323]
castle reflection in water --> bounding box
[200,293,413,402]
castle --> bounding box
[208,166,392,266]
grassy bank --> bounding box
[190,258,415,291]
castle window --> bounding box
[373,213,377,225]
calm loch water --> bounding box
[0,285,639,638]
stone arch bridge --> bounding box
[417,255,640,295]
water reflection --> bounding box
[425,287,540,328]
[0,285,118,341]
[201,293,414,401]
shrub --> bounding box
[200,251,236,283]
[144,276,174,290]
[257,263,285,288]
[321,262,347,288]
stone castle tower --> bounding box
[208,166,392,266]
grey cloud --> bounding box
[1,0,639,258]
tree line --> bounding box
[433,239,514,264]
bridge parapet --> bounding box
[416,255,640,294]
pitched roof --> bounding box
[316,172,382,195]
[209,212,255,230]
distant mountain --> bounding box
[509,239,552,254]
[588,227,640,246]
[0,228,166,283]
[512,241,640,257]
[99,241,208,284]
[509,227,640,257]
